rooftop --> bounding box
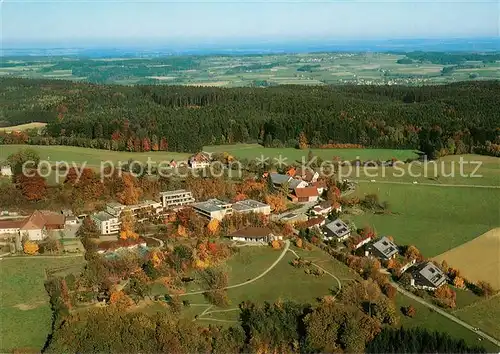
[229,226,272,239]
[324,218,350,238]
[160,189,192,196]
[417,262,447,287]
[372,236,399,258]
[294,187,319,198]
[93,211,118,222]
[232,199,269,211]
[270,173,292,186]
[192,199,231,213]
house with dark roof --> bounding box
[322,218,351,241]
[369,236,399,260]
[227,226,280,243]
[311,201,333,216]
[270,173,293,187]
[294,187,319,203]
[410,262,447,290]
[294,167,319,183]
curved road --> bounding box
[391,281,500,348]
[179,240,290,296]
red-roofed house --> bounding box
[0,210,65,241]
[294,187,319,203]
[303,216,326,229]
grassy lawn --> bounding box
[177,245,359,322]
[0,122,47,132]
[453,295,500,340]
[348,183,500,257]
[203,143,419,162]
[396,295,500,352]
[0,256,85,352]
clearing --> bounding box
[433,228,500,289]
[0,256,85,352]
[349,183,500,257]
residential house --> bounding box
[311,180,327,195]
[368,236,399,260]
[227,226,280,243]
[352,233,373,250]
[294,167,319,183]
[192,199,233,220]
[302,216,326,229]
[189,152,211,169]
[232,199,271,216]
[410,262,447,290]
[289,179,309,190]
[270,173,292,188]
[322,218,351,241]
[160,189,195,208]
[65,216,79,225]
[311,202,332,216]
[294,187,319,203]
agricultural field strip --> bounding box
[390,281,500,347]
[355,179,500,189]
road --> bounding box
[179,240,290,296]
[391,281,500,348]
[355,179,500,189]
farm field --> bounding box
[433,228,500,289]
[396,295,500,352]
[204,143,419,162]
[453,295,500,340]
[0,144,191,167]
[0,122,47,132]
[1,52,499,87]
[0,256,85,352]
[349,183,500,257]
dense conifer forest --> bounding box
[1,78,499,157]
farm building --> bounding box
[227,226,280,243]
[0,210,65,241]
[294,187,319,203]
[409,261,447,290]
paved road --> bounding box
[355,179,500,189]
[391,281,500,348]
[180,240,290,296]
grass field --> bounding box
[396,295,500,352]
[0,256,85,352]
[0,145,191,167]
[433,228,500,289]
[175,245,359,322]
[0,122,47,132]
[204,143,419,162]
[348,183,500,257]
[453,295,500,340]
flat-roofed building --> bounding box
[192,199,233,220]
[160,189,195,208]
[322,218,351,241]
[91,211,120,235]
[232,199,271,216]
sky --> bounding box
[1,0,499,46]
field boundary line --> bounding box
[356,179,500,189]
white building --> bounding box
[322,218,351,241]
[1,165,13,177]
[192,199,233,220]
[160,189,195,208]
[92,200,163,235]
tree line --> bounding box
[1,78,499,157]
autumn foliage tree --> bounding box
[402,305,416,318]
[265,194,287,213]
[298,131,309,150]
[23,240,39,255]
[207,219,220,236]
[119,209,139,240]
[16,171,47,201]
[404,245,422,261]
[116,172,142,205]
[434,286,456,309]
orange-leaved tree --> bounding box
[119,209,139,240]
[23,240,39,255]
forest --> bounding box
[0,78,499,157]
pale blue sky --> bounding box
[1,0,499,44]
